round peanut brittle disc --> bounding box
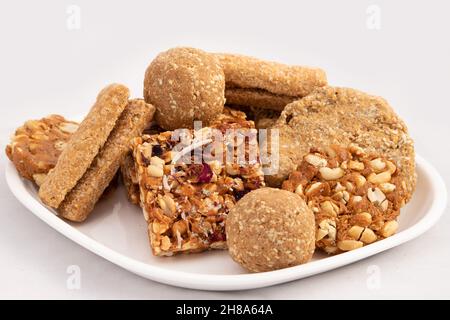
[282,145,407,254]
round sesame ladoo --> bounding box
[226,188,315,272]
[144,47,225,130]
[265,86,416,204]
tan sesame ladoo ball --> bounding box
[226,188,315,273]
[144,47,225,130]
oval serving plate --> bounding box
[5,155,447,291]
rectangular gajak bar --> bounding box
[39,84,130,208]
[57,99,155,221]
[132,118,265,256]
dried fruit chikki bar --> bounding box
[5,115,79,186]
[57,99,155,222]
[131,117,265,256]
[39,84,130,209]
[121,107,250,206]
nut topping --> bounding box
[367,171,391,184]
[369,158,386,172]
[381,220,399,237]
[319,167,345,180]
[147,165,164,177]
[337,240,363,251]
[305,154,328,167]
[317,219,336,241]
[59,122,79,134]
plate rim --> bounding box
[5,155,448,291]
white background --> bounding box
[0,0,449,299]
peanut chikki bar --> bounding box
[6,115,79,186]
[58,99,155,222]
[131,117,265,256]
[282,145,407,254]
[5,114,120,199]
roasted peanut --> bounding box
[294,184,304,196]
[172,220,188,236]
[379,182,396,193]
[317,219,337,241]
[147,165,164,177]
[369,158,386,172]
[381,220,398,237]
[337,240,363,251]
[59,122,79,134]
[320,200,339,216]
[151,156,165,168]
[160,236,172,251]
[367,187,386,205]
[354,174,367,188]
[368,171,391,184]
[334,182,345,192]
[353,212,372,227]
[152,221,169,234]
[348,160,364,171]
[348,226,377,244]
[319,167,345,180]
[158,195,177,216]
[305,182,322,196]
[305,154,328,167]
[386,160,396,174]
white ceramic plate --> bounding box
[5,155,447,291]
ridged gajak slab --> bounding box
[39,84,130,208]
